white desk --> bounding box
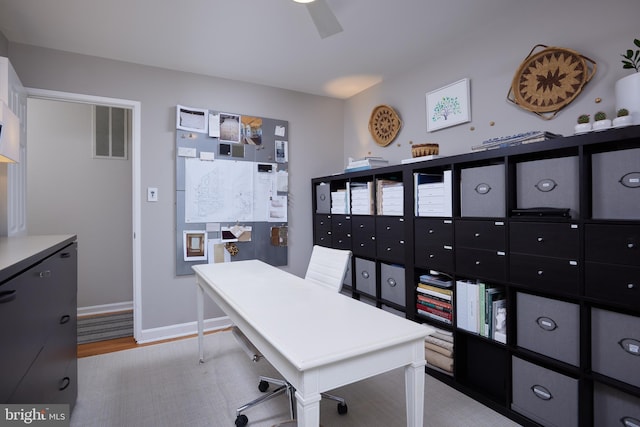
[194,260,431,427]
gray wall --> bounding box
[344,0,640,162]
[8,43,345,331]
[26,99,133,308]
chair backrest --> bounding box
[304,245,352,293]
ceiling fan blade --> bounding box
[306,0,343,39]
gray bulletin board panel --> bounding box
[175,109,288,276]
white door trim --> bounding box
[26,87,143,342]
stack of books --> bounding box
[471,130,561,151]
[424,326,454,376]
[414,171,452,217]
[344,157,389,173]
[330,188,349,214]
[455,279,506,343]
[376,179,404,215]
[416,273,453,325]
[350,182,374,215]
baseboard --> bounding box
[136,317,232,344]
[78,301,134,317]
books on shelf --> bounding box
[424,325,454,376]
[330,183,350,214]
[417,278,454,325]
[455,279,505,341]
[414,170,452,217]
[345,157,389,172]
[471,130,562,151]
[376,179,404,215]
[350,181,374,215]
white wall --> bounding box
[26,98,133,308]
[8,43,345,335]
[344,0,640,162]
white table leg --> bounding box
[405,360,426,427]
[295,390,321,427]
[196,284,205,363]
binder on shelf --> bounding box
[414,170,452,217]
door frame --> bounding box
[26,87,143,342]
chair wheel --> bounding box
[235,414,248,427]
[258,380,270,392]
[337,402,348,415]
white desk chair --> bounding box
[234,245,352,427]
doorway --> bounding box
[26,89,142,341]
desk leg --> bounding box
[405,361,425,427]
[295,390,321,427]
[196,284,205,363]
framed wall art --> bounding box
[426,78,471,132]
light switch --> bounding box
[147,187,158,202]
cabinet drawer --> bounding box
[585,224,640,265]
[591,308,640,388]
[510,254,579,295]
[414,218,453,246]
[380,263,405,307]
[510,221,580,258]
[376,236,405,263]
[455,247,507,282]
[314,214,332,246]
[351,216,376,257]
[511,356,578,427]
[516,292,580,366]
[354,258,376,297]
[594,383,640,427]
[585,262,640,308]
[376,216,406,241]
[455,220,506,250]
[414,245,453,272]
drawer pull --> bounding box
[429,254,435,258]
[619,171,640,188]
[428,229,434,234]
[60,315,71,324]
[621,416,640,427]
[359,224,364,228]
[619,338,640,356]
[474,233,480,237]
[0,290,17,303]
[39,270,52,278]
[537,270,544,276]
[361,271,370,279]
[629,283,636,289]
[536,316,558,331]
[628,243,636,249]
[399,240,405,244]
[360,243,365,247]
[59,377,71,391]
[537,237,544,242]
[387,278,397,287]
[474,183,491,195]
[386,226,391,230]
[534,178,557,192]
[531,384,552,400]
[444,245,453,250]
[475,261,481,265]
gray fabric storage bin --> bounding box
[594,382,640,427]
[315,183,331,213]
[511,356,578,427]
[380,263,405,307]
[591,307,640,387]
[516,292,580,366]
[460,164,505,217]
[516,156,579,218]
[592,147,640,219]
[355,257,376,297]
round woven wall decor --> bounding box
[507,44,596,120]
[368,105,402,146]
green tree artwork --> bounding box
[432,96,462,123]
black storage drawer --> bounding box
[585,262,640,308]
[314,214,332,246]
[455,220,506,250]
[331,215,351,249]
[585,224,640,266]
[455,247,507,281]
[376,217,406,262]
[510,253,579,295]
[351,216,376,257]
[414,245,454,272]
[510,221,580,258]
[415,218,453,247]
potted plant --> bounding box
[575,114,591,134]
[592,111,612,131]
[615,38,640,125]
[613,108,633,127]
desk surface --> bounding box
[193,260,431,371]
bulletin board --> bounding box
[175,105,289,275]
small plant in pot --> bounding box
[616,38,640,125]
[592,111,612,131]
[613,108,633,127]
[575,114,591,134]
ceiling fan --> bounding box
[293,0,343,39]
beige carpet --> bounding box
[71,331,521,427]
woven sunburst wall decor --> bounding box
[507,44,597,120]
[368,104,402,146]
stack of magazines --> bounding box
[471,131,561,151]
